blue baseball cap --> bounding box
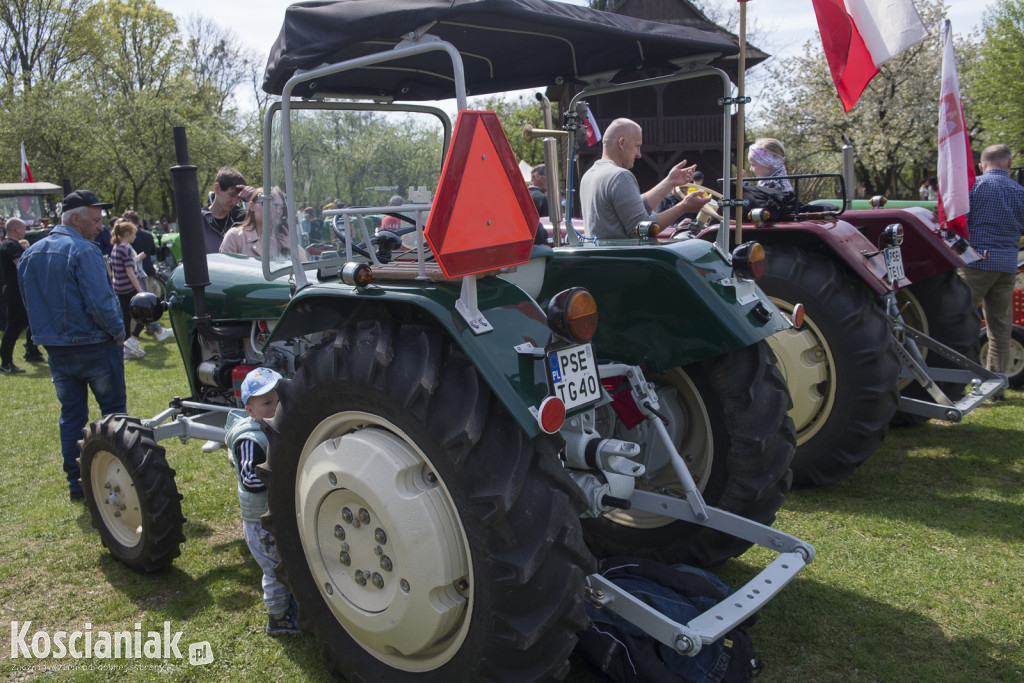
[240,367,282,404]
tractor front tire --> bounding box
[264,320,593,681]
[79,415,185,572]
[980,324,1024,388]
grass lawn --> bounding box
[1,330,1021,681]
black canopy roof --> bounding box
[263,0,740,100]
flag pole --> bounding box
[734,0,747,247]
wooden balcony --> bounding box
[593,115,723,151]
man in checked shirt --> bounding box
[960,143,1024,396]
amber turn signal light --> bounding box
[731,242,766,280]
[546,287,598,343]
[341,262,373,288]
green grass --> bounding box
[1,332,1022,681]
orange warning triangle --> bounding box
[426,111,539,279]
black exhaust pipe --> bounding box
[170,127,247,341]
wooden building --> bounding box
[551,0,767,198]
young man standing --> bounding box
[201,166,256,253]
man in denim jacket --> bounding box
[18,190,127,501]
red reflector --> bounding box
[792,303,805,329]
[537,396,566,434]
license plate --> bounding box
[547,344,601,412]
[884,246,905,283]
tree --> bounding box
[0,0,92,94]
[754,0,980,199]
[473,94,547,167]
[969,0,1024,154]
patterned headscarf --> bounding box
[749,143,785,171]
[748,144,792,192]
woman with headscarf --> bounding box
[747,138,793,192]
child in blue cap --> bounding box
[224,366,299,636]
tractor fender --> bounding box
[267,276,564,439]
[700,219,903,296]
[842,207,981,281]
[538,237,790,374]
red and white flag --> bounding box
[584,108,602,146]
[935,20,973,239]
[812,0,928,112]
[20,142,34,183]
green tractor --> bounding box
[80,1,815,679]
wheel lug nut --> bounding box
[340,541,349,551]
[339,551,351,566]
[357,508,370,524]
[380,556,393,571]
[374,528,387,544]
[371,573,384,589]
[341,508,353,523]
[328,472,337,486]
[104,482,111,489]
[425,471,437,483]
[374,545,383,556]
[114,511,121,517]
[400,579,410,593]
[354,570,367,586]
[334,525,345,540]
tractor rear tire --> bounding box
[892,270,982,425]
[79,415,185,572]
[759,245,899,486]
[263,320,593,681]
[582,341,794,568]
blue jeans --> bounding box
[46,341,127,493]
[243,520,292,615]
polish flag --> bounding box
[935,20,974,239]
[584,108,602,146]
[20,142,34,182]
[812,0,928,112]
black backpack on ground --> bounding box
[577,557,760,683]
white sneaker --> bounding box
[201,440,225,452]
[154,328,174,342]
[125,337,144,354]
[123,345,145,359]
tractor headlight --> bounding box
[881,223,904,247]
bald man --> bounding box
[1,218,43,373]
[580,118,711,239]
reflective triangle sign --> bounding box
[425,110,539,279]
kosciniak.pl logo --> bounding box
[10,621,214,665]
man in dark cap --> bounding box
[18,190,127,501]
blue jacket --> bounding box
[17,224,125,347]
